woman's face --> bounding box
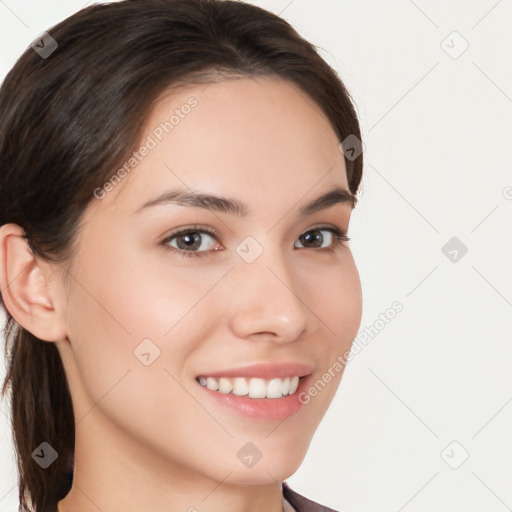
[56,75,362,486]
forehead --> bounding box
[93,75,349,216]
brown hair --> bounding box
[0,0,364,510]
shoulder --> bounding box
[282,481,341,512]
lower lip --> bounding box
[197,375,312,421]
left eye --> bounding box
[294,227,348,249]
[161,226,349,259]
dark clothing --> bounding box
[282,481,339,511]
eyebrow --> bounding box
[133,186,357,217]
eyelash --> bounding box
[160,224,350,259]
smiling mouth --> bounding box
[196,375,304,399]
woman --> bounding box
[0,1,364,511]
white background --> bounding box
[1,1,511,511]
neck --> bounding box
[56,409,286,512]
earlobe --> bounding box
[0,223,67,343]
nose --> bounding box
[228,244,311,344]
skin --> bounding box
[0,75,362,512]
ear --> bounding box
[0,223,67,342]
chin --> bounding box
[232,444,309,485]
[227,464,301,486]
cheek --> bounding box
[64,255,216,451]
[308,251,362,347]
[296,252,361,411]
[65,249,223,388]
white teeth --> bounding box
[198,375,301,399]
[248,378,267,398]
[232,377,249,396]
[282,377,291,396]
[267,377,286,398]
[218,377,233,394]
[206,377,219,391]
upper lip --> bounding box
[196,362,313,380]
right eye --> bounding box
[160,226,222,258]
